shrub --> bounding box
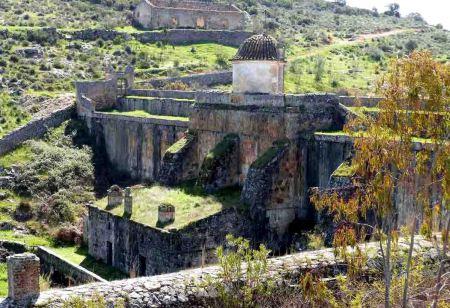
[55,224,83,245]
[203,235,274,307]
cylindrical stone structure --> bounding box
[158,203,175,225]
[7,253,40,302]
[124,187,133,216]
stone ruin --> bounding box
[124,187,133,216]
[107,185,123,208]
[6,253,40,303]
[157,203,175,225]
[74,33,446,279]
[133,0,250,31]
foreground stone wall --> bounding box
[1,237,436,307]
[86,205,253,277]
[0,104,75,156]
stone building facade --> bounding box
[134,0,249,30]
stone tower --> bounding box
[232,33,285,94]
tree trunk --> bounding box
[385,220,392,308]
[402,215,417,307]
[431,213,450,308]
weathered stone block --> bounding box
[7,253,40,302]
[107,185,123,208]
[124,187,133,217]
[157,203,175,226]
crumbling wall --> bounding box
[87,205,252,277]
[74,79,117,111]
[158,131,199,186]
[0,104,75,156]
[134,0,247,31]
[198,133,240,192]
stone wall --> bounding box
[5,237,437,307]
[36,247,106,286]
[158,131,199,186]
[118,97,193,117]
[127,89,195,100]
[134,0,248,31]
[137,71,232,89]
[0,104,75,156]
[74,79,117,112]
[189,92,346,184]
[86,205,253,277]
[90,113,188,181]
[198,134,240,192]
[1,27,251,47]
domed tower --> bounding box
[232,33,285,94]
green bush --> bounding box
[204,235,274,307]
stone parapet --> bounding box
[0,104,75,156]
[5,237,437,307]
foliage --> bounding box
[312,51,449,307]
[61,293,125,308]
[204,235,273,307]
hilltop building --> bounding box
[134,0,250,30]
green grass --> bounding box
[0,263,7,297]
[95,183,242,230]
[165,132,195,154]
[48,246,127,281]
[314,131,350,137]
[0,94,30,139]
[0,230,53,247]
[101,110,189,122]
[332,161,357,177]
[0,145,33,168]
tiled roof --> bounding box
[233,33,282,61]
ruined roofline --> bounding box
[143,0,243,13]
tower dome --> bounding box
[232,33,285,94]
[233,33,283,61]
